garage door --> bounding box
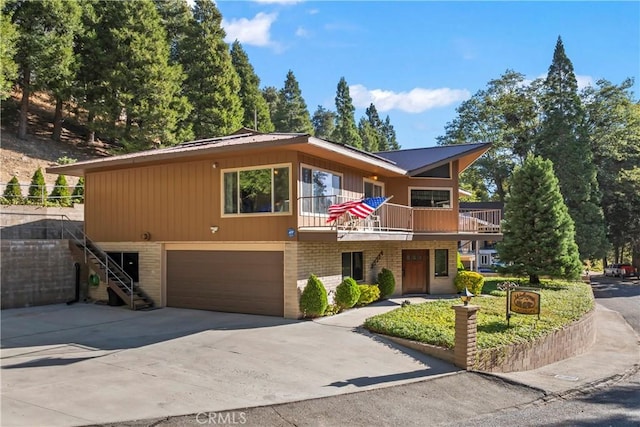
[167,250,284,316]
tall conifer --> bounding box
[331,77,362,148]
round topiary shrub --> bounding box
[357,284,381,306]
[454,271,485,295]
[300,274,328,317]
[377,268,396,299]
[335,277,361,309]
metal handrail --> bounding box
[1,183,83,206]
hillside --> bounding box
[0,92,109,186]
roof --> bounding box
[47,129,490,178]
[375,143,491,176]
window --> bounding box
[415,163,451,178]
[364,179,384,198]
[223,165,290,215]
[342,252,364,281]
[410,188,452,208]
[300,166,342,214]
[434,249,448,277]
[106,252,139,282]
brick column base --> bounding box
[452,304,480,370]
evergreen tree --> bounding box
[331,77,362,148]
[0,0,18,100]
[49,174,70,206]
[3,176,23,204]
[261,85,279,124]
[27,168,46,204]
[382,115,400,150]
[358,117,379,152]
[534,37,607,260]
[178,0,243,138]
[230,41,274,132]
[497,155,582,284]
[311,105,336,139]
[272,70,313,134]
[10,0,82,140]
[71,177,84,204]
[153,0,192,63]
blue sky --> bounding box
[214,1,640,149]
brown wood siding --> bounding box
[85,151,298,242]
[166,250,284,316]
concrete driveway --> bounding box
[1,301,457,427]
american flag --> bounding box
[327,197,389,222]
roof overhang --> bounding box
[407,143,492,177]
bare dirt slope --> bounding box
[1,92,109,186]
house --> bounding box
[458,201,504,271]
[47,129,502,318]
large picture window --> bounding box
[300,166,342,215]
[342,252,364,281]
[223,165,290,215]
[410,188,452,208]
[434,249,449,277]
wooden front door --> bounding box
[402,249,428,294]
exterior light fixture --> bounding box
[210,226,219,233]
[460,287,474,306]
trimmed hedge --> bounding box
[300,274,328,317]
[377,268,396,299]
[335,277,361,309]
[454,271,485,296]
[357,284,380,306]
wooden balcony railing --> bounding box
[297,196,501,234]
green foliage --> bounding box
[534,37,607,260]
[231,40,274,133]
[0,0,18,100]
[71,177,84,203]
[312,105,336,139]
[497,155,582,283]
[272,70,313,134]
[331,77,362,148]
[357,284,381,306]
[335,277,361,309]
[27,168,46,204]
[364,279,594,350]
[299,274,328,317]
[454,271,484,295]
[377,268,396,299]
[56,156,77,165]
[3,176,23,204]
[49,174,71,206]
[457,252,465,271]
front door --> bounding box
[402,249,428,294]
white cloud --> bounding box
[308,8,319,15]
[295,26,309,37]
[350,84,471,113]
[222,12,278,48]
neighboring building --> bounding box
[458,202,504,271]
[48,129,502,318]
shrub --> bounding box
[3,176,23,204]
[300,274,328,317]
[454,271,485,295]
[335,277,361,309]
[71,177,84,204]
[457,252,465,271]
[377,268,396,299]
[27,168,46,204]
[357,284,380,306]
[49,174,71,206]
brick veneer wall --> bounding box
[1,240,76,308]
[475,308,597,372]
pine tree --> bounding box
[10,0,82,140]
[534,37,607,260]
[261,86,279,124]
[0,0,18,100]
[497,155,582,284]
[358,117,379,152]
[71,177,84,204]
[178,0,243,138]
[49,174,70,206]
[331,77,362,148]
[382,115,399,150]
[272,70,313,134]
[230,41,274,132]
[153,0,192,64]
[311,105,336,139]
[28,168,46,205]
[3,176,23,204]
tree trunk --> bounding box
[86,111,95,145]
[529,274,540,285]
[52,96,64,142]
[18,66,30,140]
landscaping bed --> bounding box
[363,278,594,350]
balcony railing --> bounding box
[297,196,501,234]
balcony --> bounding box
[297,196,502,238]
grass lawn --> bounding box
[363,278,594,350]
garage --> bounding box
[167,250,284,316]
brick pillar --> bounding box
[452,304,480,370]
